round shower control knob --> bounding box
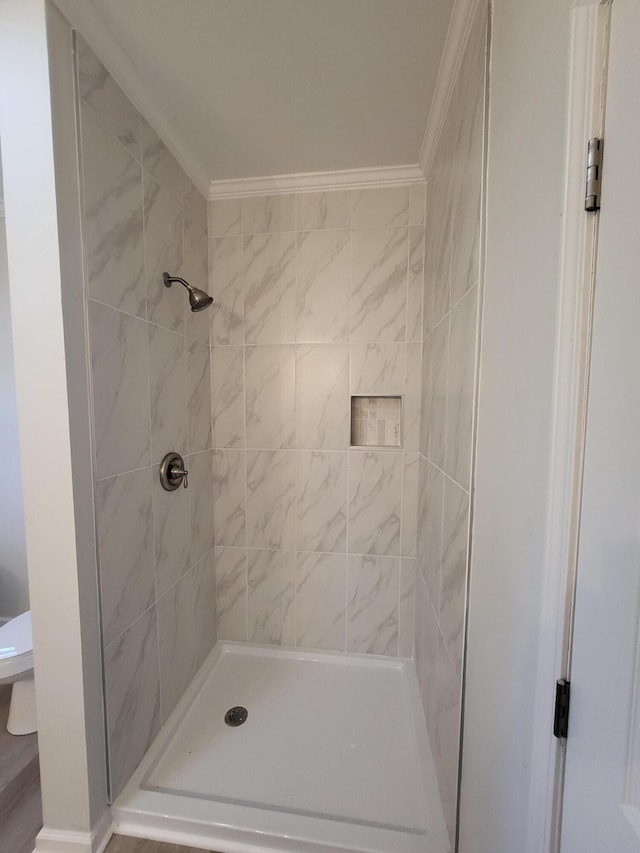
[159,452,189,491]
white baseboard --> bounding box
[35,808,112,853]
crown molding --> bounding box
[419,0,484,179]
[52,0,210,196]
[208,163,424,200]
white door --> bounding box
[560,0,640,850]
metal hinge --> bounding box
[585,137,603,212]
[554,679,571,739]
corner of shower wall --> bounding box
[414,0,489,846]
[208,181,426,659]
[69,30,217,799]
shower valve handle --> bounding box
[169,462,189,489]
[159,452,189,491]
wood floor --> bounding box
[0,683,42,853]
[106,836,224,853]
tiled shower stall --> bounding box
[74,1,488,844]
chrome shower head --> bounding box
[163,272,213,312]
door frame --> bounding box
[525,3,610,851]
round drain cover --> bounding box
[225,706,248,727]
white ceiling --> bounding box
[58,0,454,188]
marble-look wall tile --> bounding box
[141,118,183,204]
[350,342,405,396]
[348,451,402,556]
[409,184,426,227]
[215,546,247,641]
[157,573,195,719]
[95,469,155,646]
[152,463,190,596]
[183,228,210,345]
[296,344,349,449]
[187,450,214,565]
[211,346,245,448]
[413,571,439,726]
[89,301,150,479]
[434,638,462,847]
[192,551,217,670]
[445,285,478,488]
[296,451,347,553]
[243,232,296,344]
[347,555,399,656]
[104,608,160,798]
[352,187,410,229]
[417,459,444,604]
[427,318,449,470]
[144,173,183,333]
[247,549,295,645]
[245,345,295,448]
[420,333,431,459]
[296,552,346,651]
[404,342,422,451]
[401,452,419,558]
[209,236,243,346]
[77,37,141,160]
[246,450,295,549]
[407,227,425,342]
[80,104,144,317]
[296,229,350,343]
[351,227,408,342]
[296,190,350,231]
[242,194,295,234]
[148,324,186,464]
[399,559,417,657]
[440,480,469,677]
[213,449,246,547]
[186,339,212,453]
[208,198,241,237]
[182,178,207,238]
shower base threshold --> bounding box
[112,642,449,853]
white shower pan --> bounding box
[113,643,449,853]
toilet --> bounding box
[0,611,36,735]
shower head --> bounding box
[163,272,213,312]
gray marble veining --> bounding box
[348,451,402,556]
[296,451,347,553]
[104,608,160,798]
[242,194,295,234]
[399,558,417,658]
[144,172,183,332]
[212,449,246,547]
[214,546,247,641]
[157,573,195,720]
[407,226,425,343]
[350,342,406,396]
[246,450,296,549]
[243,232,296,344]
[347,555,399,656]
[296,229,350,343]
[245,345,295,449]
[247,549,295,645]
[191,551,217,670]
[141,118,184,205]
[401,453,419,559]
[187,450,214,565]
[148,324,187,465]
[95,468,155,647]
[152,463,190,597]
[77,36,141,160]
[296,552,346,651]
[89,301,150,480]
[351,227,408,343]
[440,480,469,677]
[211,346,245,448]
[352,187,410,229]
[209,236,244,346]
[296,190,350,231]
[186,339,212,453]
[296,344,349,449]
[80,104,144,318]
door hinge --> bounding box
[585,137,603,212]
[554,678,571,739]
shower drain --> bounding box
[224,706,248,727]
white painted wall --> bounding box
[459,0,575,850]
[0,0,108,846]
[0,206,29,619]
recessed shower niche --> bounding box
[351,396,403,448]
